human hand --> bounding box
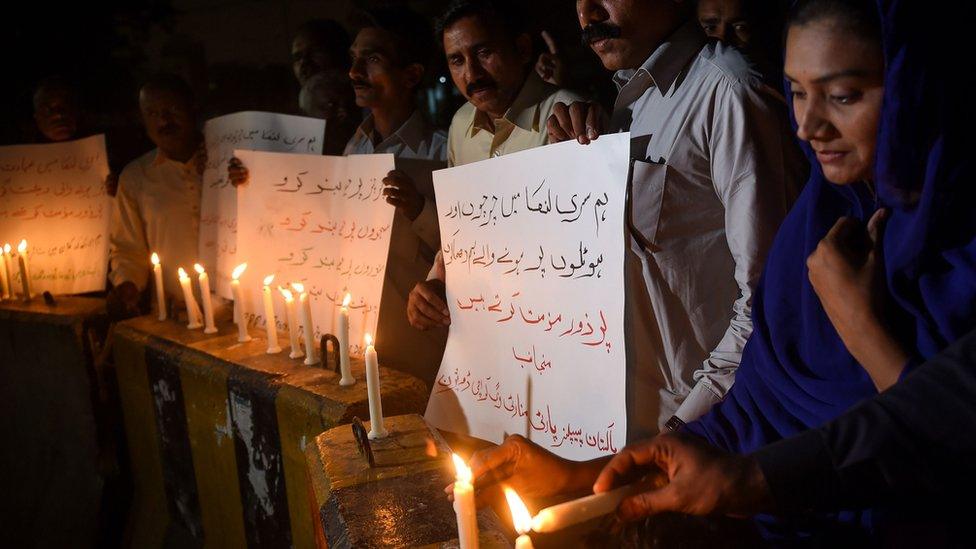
[535,31,564,86]
[547,101,604,145]
[407,279,450,329]
[593,433,771,522]
[106,281,142,320]
[227,156,250,187]
[382,169,425,220]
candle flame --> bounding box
[530,509,553,533]
[3,243,10,253]
[18,239,27,253]
[342,293,351,308]
[232,263,247,280]
[364,332,374,347]
[0,247,4,257]
[194,263,205,274]
[504,487,533,535]
[279,287,294,301]
[452,453,472,484]
[178,267,189,279]
[263,274,275,286]
[151,252,160,266]
[290,282,305,293]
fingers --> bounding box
[382,170,415,191]
[547,112,571,143]
[616,486,679,522]
[594,437,671,494]
[867,208,889,247]
[469,438,520,484]
[541,30,558,54]
[568,102,590,145]
[593,446,640,493]
[550,102,574,143]
[585,103,603,141]
[408,282,451,329]
[416,281,449,317]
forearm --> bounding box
[839,311,909,391]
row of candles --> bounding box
[451,453,640,547]
[151,253,387,439]
[0,240,33,301]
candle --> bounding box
[262,275,281,354]
[194,264,217,334]
[151,253,167,320]
[280,287,304,359]
[363,333,388,438]
[17,240,32,301]
[2,244,14,300]
[504,488,534,549]
[452,453,479,549]
[337,293,354,385]
[292,283,319,366]
[0,245,10,300]
[530,483,643,533]
[231,263,251,342]
[178,267,203,329]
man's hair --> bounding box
[32,75,78,110]
[297,18,352,67]
[788,0,881,45]
[140,73,195,106]
[353,6,435,69]
[435,0,526,46]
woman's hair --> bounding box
[787,0,881,45]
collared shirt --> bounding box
[345,110,449,386]
[109,146,203,300]
[428,72,586,280]
[617,22,806,437]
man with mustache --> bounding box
[406,0,587,331]
[547,0,805,437]
[107,74,205,320]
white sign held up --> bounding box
[0,135,111,295]
[424,134,631,461]
[199,111,325,298]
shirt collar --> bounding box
[470,70,552,136]
[151,140,205,168]
[612,20,706,97]
[353,109,431,154]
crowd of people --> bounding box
[19,0,974,545]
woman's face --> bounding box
[785,19,884,185]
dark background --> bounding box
[0,0,614,167]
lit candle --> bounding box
[504,488,534,549]
[2,244,14,300]
[178,267,203,329]
[452,453,479,549]
[151,253,167,320]
[0,245,10,300]
[530,483,642,533]
[337,293,354,386]
[292,283,319,366]
[194,264,217,334]
[16,240,32,301]
[231,263,251,342]
[280,287,304,359]
[364,333,387,439]
[262,275,281,354]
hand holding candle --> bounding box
[452,454,479,549]
[280,287,304,359]
[231,263,251,342]
[292,282,319,366]
[504,488,534,549]
[17,240,32,301]
[194,264,217,334]
[364,333,387,439]
[262,275,281,354]
[178,267,203,329]
[337,293,354,385]
[151,253,167,320]
[530,482,644,533]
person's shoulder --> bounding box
[447,102,476,140]
[696,41,765,89]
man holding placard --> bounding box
[107,74,204,319]
[406,0,588,331]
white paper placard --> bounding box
[200,111,325,298]
[235,150,396,355]
[0,135,111,295]
[424,134,631,461]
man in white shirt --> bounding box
[548,0,806,437]
[107,74,204,319]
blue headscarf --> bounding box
[685,0,976,532]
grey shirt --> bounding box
[614,22,806,437]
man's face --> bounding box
[138,88,197,158]
[292,32,339,85]
[697,0,752,49]
[349,28,420,111]
[443,16,532,120]
[34,88,79,142]
[577,0,683,71]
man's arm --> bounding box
[108,171,150,291]
[673,82,802,424]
